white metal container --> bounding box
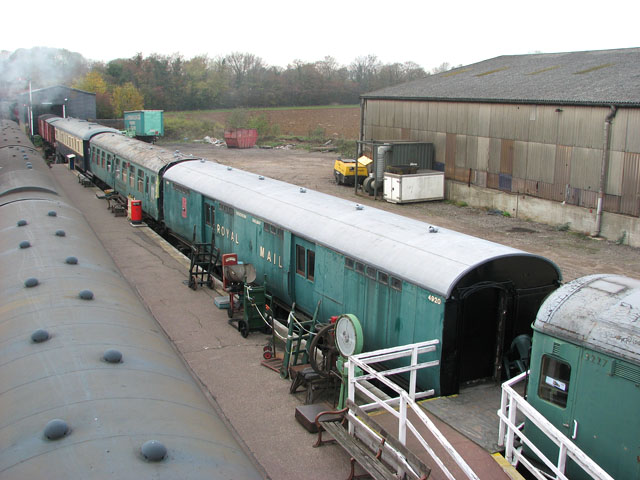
[383,170,445,203]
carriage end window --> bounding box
[538,355,571,408]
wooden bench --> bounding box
[314,400,430,480]
[77,173,92,187]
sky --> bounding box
[3,0,639,71]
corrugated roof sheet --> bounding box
[363,48,640,106]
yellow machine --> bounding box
[333,156,371,185]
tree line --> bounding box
[1,48,454,118]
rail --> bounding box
[497,371,614,480]
[345,340,480,480]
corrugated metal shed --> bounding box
[534,274,640,366]
[164,160,559,298]
[363,48,640,107]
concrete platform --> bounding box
[50,165,519,479]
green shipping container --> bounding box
[124,110,164,138]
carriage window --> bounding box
[296,245,305,276]
[355,262,365,274]
[145,175,149,195]
[538,355,571,408]
[345,258,354,270]
[107,154,112,172]
[129,165,135,187]
[307,250,315,281]
[122,163,127,182]
[391,277,402,291]
[101,151,105,168]
[205,204,211,226]
[150,176,156,198]
[378,272,389,285]
[137,169,144,192]
[91,147,96,163]
[366,266,377,280]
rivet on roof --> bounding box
[65,256,78,265]
[31,329,50,343]
[141,440,167,462]
[44,419,69,440]
[55,230,66,237]
[103,349,123,363]
[48,211,57,217]
[24,277,39,288]
[79,290,94,300]
[19,240,31,249]
[17,219,27,227]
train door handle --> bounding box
[571,420,578,440]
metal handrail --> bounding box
[345,340,480,480]
[497,371,614,480]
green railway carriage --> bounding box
[52,117,119,172]
[89,134,198,221]
[524,274,640,480]
[162,161,561,396]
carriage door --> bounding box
[292,237,315,313]
[203,199,215,247]
[457,284,513,384]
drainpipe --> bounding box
[593,105,617,237]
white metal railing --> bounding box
[498,371,614,480]
[346,340,480,480]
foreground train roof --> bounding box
[165,160,560,298]
[535,274,640,365]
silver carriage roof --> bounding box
[53,117,120,140]
[535,274,640,365]
[164,160,558,298]
[90,134,198,173]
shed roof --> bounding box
[363,48,640,107]
[164,160,559,298]
[534,274,640,365]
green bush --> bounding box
[164,116,216,141]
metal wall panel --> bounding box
[466,103,480,136]
[500,139,514,174]
[367,100,380,125]
[574,107,604,149]
[512,177,525,193]
[512,141,528,179]
[501,105,517,140]
[606,150,624,196]
[447,103,458,133]
[610,109,629,152]
[513,105,531,141]
[557,107,578,146]
[475,170,487,187]
[434,132,447,167]
[383,100,395,126]
[478,104,491,137]
[570,147,601,191]
[466,135,478,169]
[457,103,469,135]
[489,104,504,138]
[621,152,640,216]
[526,142,555,183]
[624,110,640,152]
[579,189,597,209]
[554,145,572,188]
[410,102,421,130]
[603,194,621,213]
[476,137,490,170]
[455,134,468,167]
[489,137,502,173]
[399,101,411,129]
[428,102,438,131]
[445,133,456,177]
[437,102,448,132]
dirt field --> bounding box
[180,106,361,139]
[161,142,639,283]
